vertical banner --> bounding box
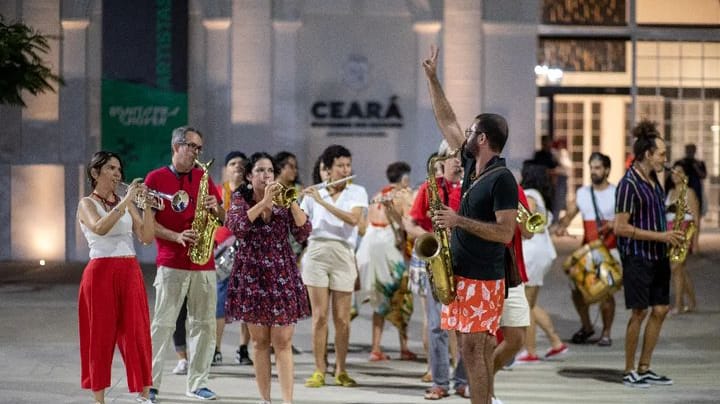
[101,0,188,180]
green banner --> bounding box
[101,79,187,180]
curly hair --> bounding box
[321,144,352,170]
[386,161,411,183]
[520,160,553,212]
[631,120,662,163]
[238,152,276,204]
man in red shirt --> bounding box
[145,126,224,402]
[404,143,468,399]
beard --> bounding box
[462,139,476,160]
[591,174,606,185]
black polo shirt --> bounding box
[451,154,518,280]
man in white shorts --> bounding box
[493,185,533,403]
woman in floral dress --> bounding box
[225,152,311,404]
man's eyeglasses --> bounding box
[181,142,203,153]
[464,129,485,139]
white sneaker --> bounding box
[172,359,188,375]
[492,396,504,404]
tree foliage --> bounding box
[0,17,64,107]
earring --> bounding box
[247,183,253,190]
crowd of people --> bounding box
[75,46,706,404]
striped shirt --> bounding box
[615,166,668,260]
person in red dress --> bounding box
[224,152,312,404]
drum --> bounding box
[214,236,238,282]
[562,239,623,304]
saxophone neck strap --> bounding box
[462,165,508,201]
[168,164,193,182]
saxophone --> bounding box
[413,150,459,305]
[668,168,696,264]
[188,158,221,265]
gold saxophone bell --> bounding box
[117,181,189,212]
[273,184,299,208]
[517,203,546,233]
[415,150,460,305]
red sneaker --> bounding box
[515,352,540,364]
[544,344,569,359]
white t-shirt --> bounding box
[300,183,368,249]
[576,184,616,221]
[79,198,136,259]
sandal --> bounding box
[455,384,470,398]
[571,327,595,344]
[424,386,449,400]
[369,351,390,361]
[597,336,612,347]
[305,370,326,387]
[421,370,433,383]
[335,371,357,387]
[400,349,417,360]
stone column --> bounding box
[272,20,303,176]
[202,19,232,167]
[21,0,61,123]
[443,1,483,129]
[231,0,272,154]
[60,19,90,261]
[413,21,443,177]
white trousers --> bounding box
[150,266,217,393]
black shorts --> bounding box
[621,255,671,309]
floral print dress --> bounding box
[224,194,312,326]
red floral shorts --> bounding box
[441,276,504,335]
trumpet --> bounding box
[273,183,299,208]
[517,203,546,233]
[117,182,190,212]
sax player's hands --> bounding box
[175,229,198,247]
[203,195,220,215]
[663,229,685,246]
[432,204,460,230]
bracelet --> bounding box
[630,227,636,239]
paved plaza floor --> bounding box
[1,232,719,403]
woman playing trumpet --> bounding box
[76,151,155,404]
[224,152,311,404]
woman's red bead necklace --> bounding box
[92,192,119,210]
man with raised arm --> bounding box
[422,46,518,404]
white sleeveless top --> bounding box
[79,198,136,258]
[665,194,693,222]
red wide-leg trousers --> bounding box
[78,257,152,392]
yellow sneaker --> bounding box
[305,370,325,387]
[334,371,357,387]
